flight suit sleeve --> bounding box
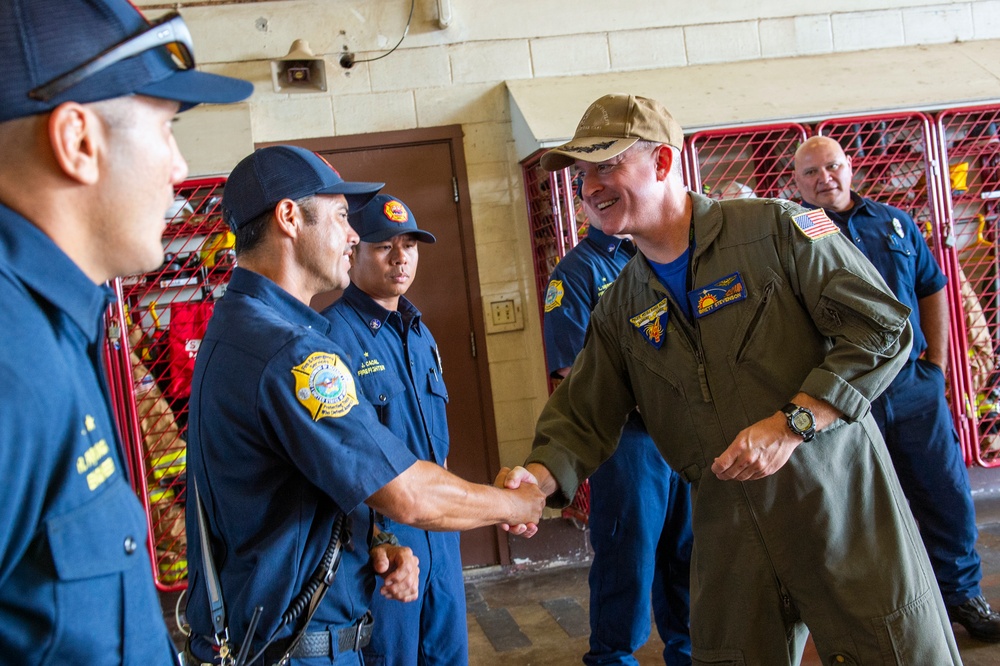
[527,302,636,507]
[780,203,913,422]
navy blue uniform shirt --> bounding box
[805,193,947,361]
[322,283,449,464]
[0,203,176,665]
[543,226,636,374]
[185,268,418,653]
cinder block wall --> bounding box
[138,0,1000,472]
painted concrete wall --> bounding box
[138,0,1000,473]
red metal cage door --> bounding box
[104,177,233,591]
[686,123,809,202]
[938,105,1000,467]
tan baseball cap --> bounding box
[539,93,684,172]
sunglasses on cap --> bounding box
[28,11,194,102]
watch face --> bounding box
[792,411,814,432]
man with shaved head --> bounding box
[794,134,1000,643]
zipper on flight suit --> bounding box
[739,482,801,628]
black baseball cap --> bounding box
[350,194,436,244]
[0,0,252,123]
[222,146,384,230]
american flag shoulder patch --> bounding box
[791,208,840,241]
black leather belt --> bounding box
[259,612,373,663]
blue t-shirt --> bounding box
[0,203,176,664]
[648,247,693,321]
[185,268,419,652]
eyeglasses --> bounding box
[28,11,195,103]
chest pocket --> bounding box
[47,476,148,581]
[730,269,782,364]
[426,368,449,403]
[43,476,167,663]
[883,232,917,271]
[357,371,407,425]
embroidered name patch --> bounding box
[629,299,670,349]
[544,280,564,312]
[689,272,747,318]
[292,352,358,420]
[791,208,840,241]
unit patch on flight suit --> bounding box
[292,352,358,420]
[629,298,670,349]
[689,272,747,318]
[544,280,565,312]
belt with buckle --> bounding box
[260,612,374,663]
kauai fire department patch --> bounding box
[544,279,565,312]
[292,352,358,420]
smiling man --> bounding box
[499,93,961,665]
[321,194,468,666]
[184,156,542,666]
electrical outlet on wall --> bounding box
[484,293,524,333]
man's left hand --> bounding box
[711,413,800,481]
[370,544,420,602]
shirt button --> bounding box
[124,536,137,555]
[379,394,387,402]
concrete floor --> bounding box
[462,465,1000,666]
[164,466,1000,665]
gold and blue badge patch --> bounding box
[544,279,564,313]
[689,272,747,318]
[629,298,670,349]
[292,352,358,420]
[791,208,840,241]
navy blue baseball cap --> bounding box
[350,194,436,244]
[222,146,384,230]
[0,0,253,123]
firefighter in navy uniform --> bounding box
[794,134,1000,643]
[322,194,469,666]
[0,1,251,663]
[185,146,545,666]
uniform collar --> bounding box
[688,191,724,261]
[226,266,333,335]
[800,191,868,225]
[0,202,112,343]
[584,225,636,258]
[341,282,422,336]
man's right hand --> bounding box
[494,466,546,537]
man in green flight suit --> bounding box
[499,93,961,665]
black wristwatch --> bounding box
[370,530,399,550]
[781,403,816,442]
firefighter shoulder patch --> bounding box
[629,298,670,349]
[292,352,358,420]
[544,280,564,312]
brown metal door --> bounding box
[266,129,505,567]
